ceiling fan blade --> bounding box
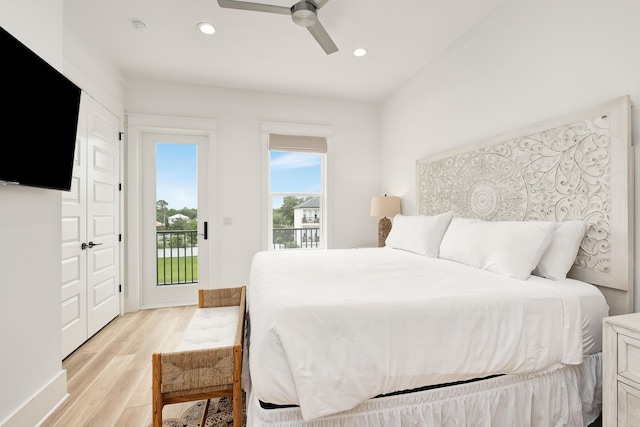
[217,0,290,15]
[306,20,338,54]
[309,0,330,9]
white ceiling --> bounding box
[63,0,505,103]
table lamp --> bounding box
[370,195,401,247]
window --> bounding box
[266,132,327,250]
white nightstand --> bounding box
[603,313,640,427]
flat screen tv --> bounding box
[1,26,81,191]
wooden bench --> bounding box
[152,286,246,427]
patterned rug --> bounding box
[153,393,246,427]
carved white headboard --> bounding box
[416,96,634,315]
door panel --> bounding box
[61,92,120,358]
[61,98,88,358]
[86,96,120,337]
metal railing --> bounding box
[156,227,319,282]
[273,227,320,249]
[156,230,198,285]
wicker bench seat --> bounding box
[152,286,246,427]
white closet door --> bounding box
[85,95,120,336]
[61,94,89,358]
[61,92,120,358]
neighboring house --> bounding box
[293,197,320,247]
[168,213,189,224]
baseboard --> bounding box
[0,370,68,427]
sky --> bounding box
[156,143,198,210]
[155,145,321,211]
[270,151,321,209]
[270,151,321,194]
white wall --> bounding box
[125,80,380,306]
[62,21,126,119]
[0,1,68,425]
[0,2,128,425]
[380,0,640,310]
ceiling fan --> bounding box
[217,0,338,55]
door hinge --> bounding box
[119,234,122,242]
[119,132,124,141]
[119,284,122,293]
[119,183,122,191]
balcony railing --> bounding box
[156,227,318,281]
[156,230,198,285]
[273,227,320,249]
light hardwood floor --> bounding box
[42,305,199,427]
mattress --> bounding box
[247,247,609,421]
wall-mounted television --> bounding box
[1,26,81,191]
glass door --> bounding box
[141,131,210,307]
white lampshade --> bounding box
[370,196,401,218]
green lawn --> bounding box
[157,256,198,284]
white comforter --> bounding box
[248,248,595,421]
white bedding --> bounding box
[247,248,609,421]
[247,353,603,427]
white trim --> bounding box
[127,113,219,132]
[1,371,67,427]
[261,121,333,138]
[119,114,125,316]
[125,113,218,313]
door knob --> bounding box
[88,241,103,248]
[198,221,208,239]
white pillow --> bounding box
[439,218,556,280]
[385,212,453,257]
[532,221,588,280]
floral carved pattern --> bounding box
[417,114,611,274]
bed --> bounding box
[244,95,634,426]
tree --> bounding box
[169,217,189,230]
[272,210,287,228]
[157,199,168,212]
[186,219,198,246]
[156,199,169,226]
[275,196,309,227]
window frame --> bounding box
[261,121,332,251]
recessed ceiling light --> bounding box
[130,19,147,30]
[197,22,216,35]
[353,48,367,57]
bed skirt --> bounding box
[246,352,602,427]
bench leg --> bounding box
[152,396,163,427]
[152,353,163,427]
[233,345,243,427]
[233,391,242,427]
[200,399,211,427]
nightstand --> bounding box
[603,313,640,427]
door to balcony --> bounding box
[140,131,210,307]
